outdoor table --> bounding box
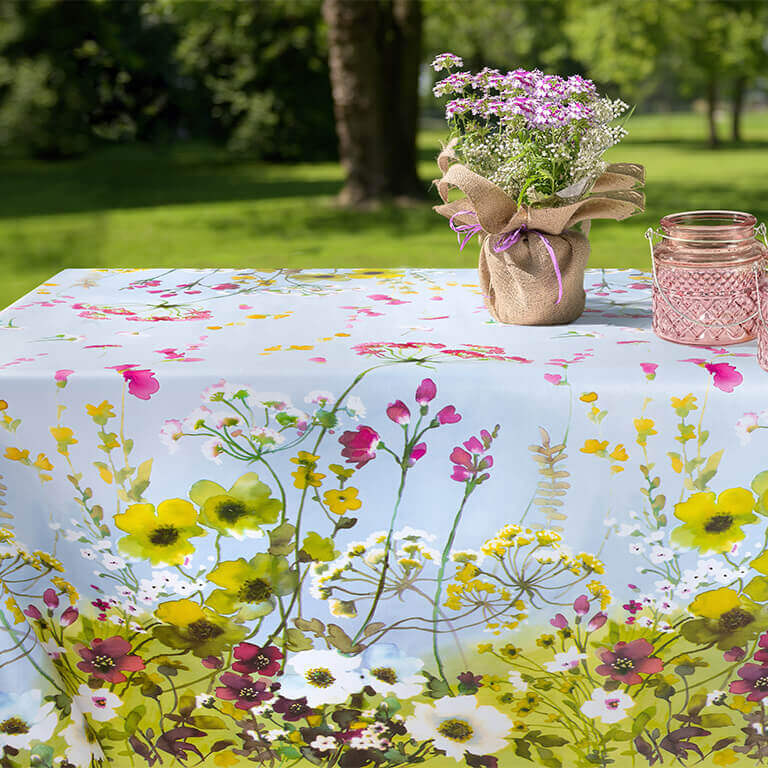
[1,266,767,768]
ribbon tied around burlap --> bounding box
[435,140,646,325]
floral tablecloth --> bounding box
[1,266,768,768]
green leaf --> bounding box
[129,458,153,501]
[315,408,338,428]
[124,705,146,735]
[421,670,452,699]
[632,706,656,736]
[269,522,296,555]
[284,627,314,652]
[700,713,733,728]
[326,623,361,653]
[294,617,325,637]
[753,470,768,514]
[744,575,768,602]
[192,715,226,729]
[301,531,338,562]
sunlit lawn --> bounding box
[2,110,768,308]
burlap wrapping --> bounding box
[434,142,645,325]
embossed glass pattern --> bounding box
[650,210,767,345]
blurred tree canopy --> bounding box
[0,0,335,160]
[0,0,766,162]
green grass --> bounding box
[2,110,768,308]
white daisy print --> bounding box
[581,687,634,724]
[406,695,513,761]
[277,649,363,706]
[72,683,122,722]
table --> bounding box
[1,267,767,768]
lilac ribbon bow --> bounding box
[448,210,564,306]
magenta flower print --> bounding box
[387,400,411,425]
[682,359,743,392]
[544,373,562,385]
[436,405,461,425]
[109,364,160,400]
[450,426,497,484]
[729,663,768,701]
[550,613,568,630]
[705,362,743,392]
[61,606,79,627]
[54,369,73,388]
[75,636,145,683]
[415,378,437,405]
[408,442,427,466]
[339,426,379,468]
[450,447,474,482]
[640,362,657,380]
[215,672,273,710]
[573,595,590,616]
[595,639,663,685]
[588,612,607,631]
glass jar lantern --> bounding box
[646,210,767,345]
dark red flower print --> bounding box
[24,605,42,620]
[724,647,746,662]
[43,589,59,609]
[232,642,283,677]
[730,663,768,701]
[273,695,314,722]
[596,639,663,685]
[339,426,379,468]
[215,672,273,710]
[754,633,768,663]
[75,636,145,683]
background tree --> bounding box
[166,0,336,160]
[323,0,424,207]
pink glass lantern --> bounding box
[758,275,768,372]
[646,211,767,345]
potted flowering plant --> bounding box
[431,53,645,325]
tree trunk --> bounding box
[731,75,746,143]
[706,75,719,149]
[323,0,425,207]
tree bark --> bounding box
[323,0,425,207]
[706,74,719,149]
[731,75,746,143]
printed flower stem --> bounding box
[351,465,409,646]
[0,608,65,694]
[432,484,472,691]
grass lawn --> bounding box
[2,110,768,308]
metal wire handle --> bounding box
[645,225,767,330]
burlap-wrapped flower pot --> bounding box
[434,143,645,325]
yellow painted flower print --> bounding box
[153,598,246,657]
[672,488,756,553]
[323,487,362,515]
[189,472,281,539]
[114,499,204,566]
[682,587,766,649]
[206,553,297,620]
